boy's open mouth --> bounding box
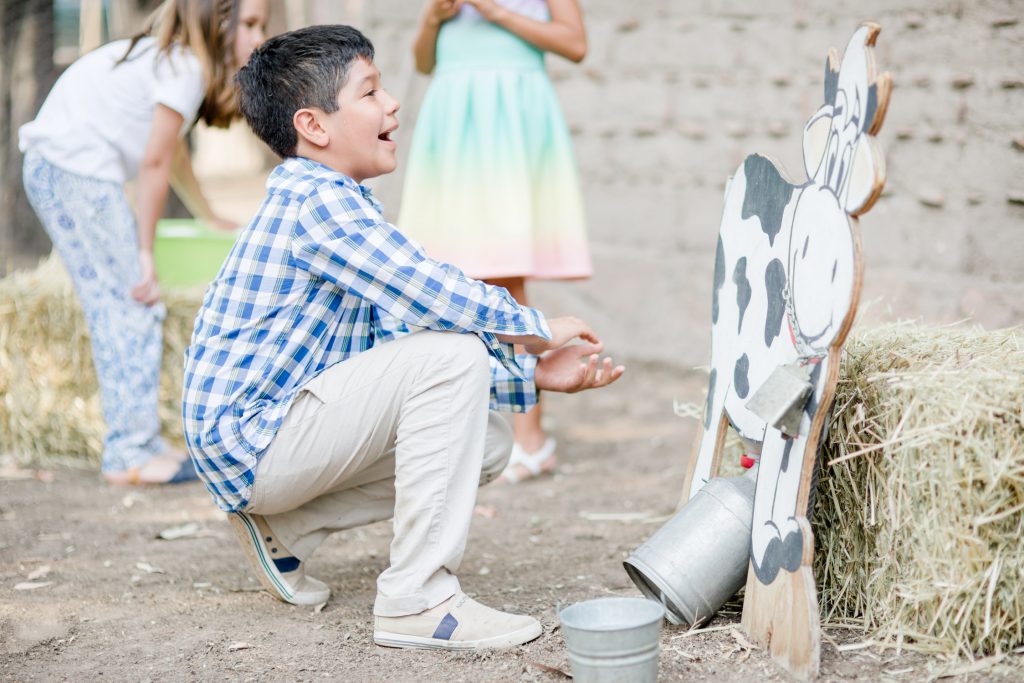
[378,127,396,143]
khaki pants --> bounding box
[245,330,512,617]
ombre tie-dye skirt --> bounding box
[397,13,592,281]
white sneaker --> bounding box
[227,511,331,606]
[374,592,542,650]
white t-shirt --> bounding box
[19,37,206,183]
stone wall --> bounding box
[364,0,1023,369]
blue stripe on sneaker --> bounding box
[431,613,459,640]
[273,556,301,573]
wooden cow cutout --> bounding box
[681,24,891,680]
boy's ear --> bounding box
[293,108,329,149]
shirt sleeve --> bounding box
[490,353,539,413]
[291,180,551,379]
[152,48,205,129]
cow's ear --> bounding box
[802,105,832,183]
[864,72,892,135]
[842,135,886,216]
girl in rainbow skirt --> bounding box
[400,0,591,483]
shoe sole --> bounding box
[227,512,329,606]
[373,621,542,651]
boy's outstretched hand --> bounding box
[496,315,624,392]
[535,341,624,394]
[513,316,599,355]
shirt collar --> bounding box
[273,156,383,212]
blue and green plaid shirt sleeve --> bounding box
[490,353,539,412]
[293,179,550,400]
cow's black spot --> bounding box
[804,362,824,418]
[704,369,717,430]
[851,89,862,131]
[751,522,805,584]
[781,526,804,572]
[733,257,751,333]
[764,259,786,346]
[864,83,878,133]
[712,236,725,325]
[741,155,794,247]
[827,146,837,187]
[824,58,839,104]
[780,438,795,471]
[734,353,750,399]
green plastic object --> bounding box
[153,218,238,288]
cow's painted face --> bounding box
[787,187,856,351]
[802,26,886,217]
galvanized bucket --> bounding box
[559,597,665,683]
[623,470,756,626]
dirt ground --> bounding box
[1,362,1021,682]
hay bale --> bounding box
[814,324,1024,659]
[0,258,203,464]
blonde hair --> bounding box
[119,0,241,127]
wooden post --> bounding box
[79,0,104,54]
[0,0,56,275]
[108,0,154,41]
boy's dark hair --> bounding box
[236,25,375,158]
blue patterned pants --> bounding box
[22,150,168,473]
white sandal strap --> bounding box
[499,450,527,484]
[504,438,556,480]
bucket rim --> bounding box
[558,597,665,632]
[622,556,690,625]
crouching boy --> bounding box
[181,24,623,651]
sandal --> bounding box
[497,437,557,484]
[103,456,199,486]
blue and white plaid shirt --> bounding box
[182,157,550,511]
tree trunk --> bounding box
[1,0,56,275]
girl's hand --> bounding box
[415,0,463,73]
[131,250,162,306]
[522,316,599,355]
[461,0,587,63]
[535,342,625,393]
[462,0,506,22]
[427,0,463,25]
